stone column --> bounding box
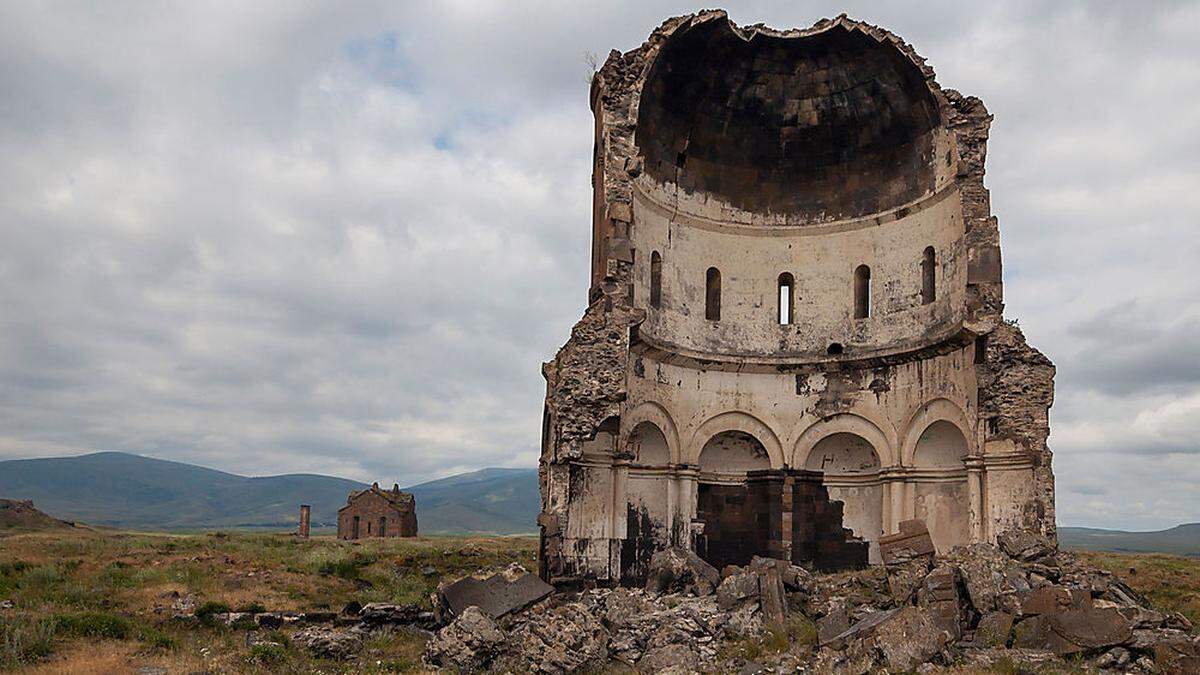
[965,456,985,541]
[674,465,700,549]
[882,480,891,535]
[298,504,311,538]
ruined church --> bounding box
[539,12,1055,585]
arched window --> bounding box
[854,265,871,319]
[650,251,662,308]
[777,272,794,325]
[705,267,721,321]
[921,246,936,305]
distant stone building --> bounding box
[337,483,417,539]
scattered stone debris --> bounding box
[421,524,1192,673]
[644,547,721,597]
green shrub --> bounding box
[248,641,289,665]
[0,616,57,668]
[234,601,267,614]
[53,611,132,640]
[137,624,176,650]
[195,601,231,626]
[318,557,367,581]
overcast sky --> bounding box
[1,1,1197,531]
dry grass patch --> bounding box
[1076,551,1200,627]
[0,529,536,671]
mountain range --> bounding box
[2,451,1196,554]
[0,451,538,534]
[1057,523,1200,557]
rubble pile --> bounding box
[807,521,1199,674]
[424,526,1197,672]
[423,550,802,672]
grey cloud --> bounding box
[0,1,1197,528]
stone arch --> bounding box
[688,411,784,468]
[913,420,969,468]
[805,433,881,474]
[909,414,972,553]
[799,428,885,562]
[698,430,771,476]
[623,401,682,464]
[900,398,974,466]
[792,413,895,469]
[629,421,671,466]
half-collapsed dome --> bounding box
[636,19,942,222]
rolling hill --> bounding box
[0,451,538,534]
[1059,523,1200,557]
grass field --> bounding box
[0,530,536,673]
[1075,550,1200,627]
[1,530,1198,673]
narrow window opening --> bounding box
[705,267,721,321]
[974,335,988,364]
[853,265,871,319]
[379,517,386,537]
[777,272,794,325]
[650,251,662,308]
[921,246,936,305]
[366,520,372,535]
[827,342,844,355]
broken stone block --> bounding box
[1151,634,1200,674]
[1012,614,1052,650]
[716,572,759,611]
[359,602,437,629]
[975,611,1014,647]
[871,606,952,671]
[423,605,505,672]
[820,606,902,649]
[638,643,699,673]
[947,543,1030,615]
[497,601,609,674]
[997,529,1056,562]
[1095,646,1132,669]
[293,626,364,660]
[879,519,936,565]
[917,564,962,640]
[1014,607,1133,657]
[1168,612,1195,632]
[644,547,720,597]
[816,606,850,647]
[255,613,284,629]
[1019,585,1075,616]
[782,563,813,592]
[747,557,788,626]
[886,557,933,602]
[1117,605,1166,629]
[1048,607,1134,654]
[437,570,553,620]
[602,587,656,629]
